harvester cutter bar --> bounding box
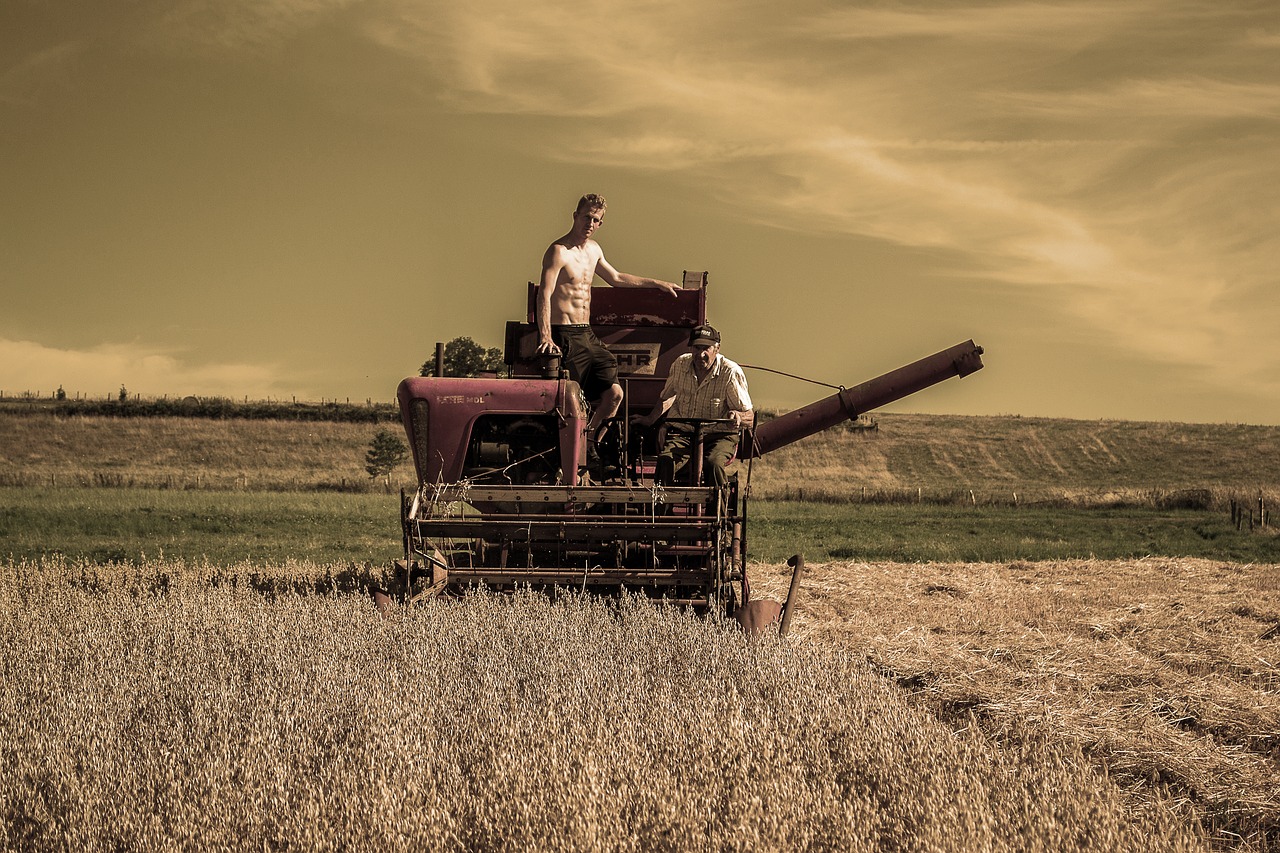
[409,516,725,543]
[416,484,717,508]
[439,566,717,586]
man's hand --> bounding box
[536,339,561,355]
[655,281,679,297]
[630,413,655,428]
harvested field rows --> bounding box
[750,556,1280,850]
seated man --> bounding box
[633,324,754,489]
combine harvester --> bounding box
[392,274,983,633]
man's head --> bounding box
[689,324,721,371]
[690,324,721,348]
[572,193,607,239]
[575,193,607,214]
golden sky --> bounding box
[2,1,1278,423]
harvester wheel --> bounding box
[722,583,739,619]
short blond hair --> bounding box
[575,193,607,213]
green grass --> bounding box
[0,488,404,566]
[4,487,1277,568]
[747,501,1280,564]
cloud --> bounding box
[792,2,1141,43]
[0,338,307,400]
[356,0,1274,394]
[144,0,359,55]
[0,41,82,106]
[7,0,1275,415]
[1005,77,1280,120]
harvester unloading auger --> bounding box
[391,273,983,634]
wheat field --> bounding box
[1,556,1234,852]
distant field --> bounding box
[0,410,391,492]
[3,408,1277,504]
[746,412,1280,506]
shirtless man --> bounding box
[536,193,679,448]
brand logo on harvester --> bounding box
[609,344,661,375]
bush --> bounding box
[365,429,409,483]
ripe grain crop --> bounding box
[1,558,1200,851]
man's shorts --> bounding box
[551,324,618,403]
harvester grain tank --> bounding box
[394,273,983,625]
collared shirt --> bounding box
[660,353,752,422]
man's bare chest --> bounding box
[559,246,599,285]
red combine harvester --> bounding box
[394,273,983,629]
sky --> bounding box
[2,0,1278,424]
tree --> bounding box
[365,428,409,487]
[421,336,505,378]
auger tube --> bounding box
[748,340,984,457]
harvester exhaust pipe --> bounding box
[748,340,984,458]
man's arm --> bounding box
[728,365,754,428]
[633,394,676,428]
[595,255,679,296]
[536,245,564,354]
[633,366,681,427]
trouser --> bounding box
[658,431,740,489]
[550,324,617,404]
